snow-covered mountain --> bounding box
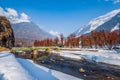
[74,9,120,36]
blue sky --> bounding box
[0,0,120,36]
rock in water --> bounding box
[0,16,14,48]
[79,68,85,73]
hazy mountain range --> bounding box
[12,22,53,40]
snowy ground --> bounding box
[60,49,120,66]
[0,51,83,80]
[0,51,33,80]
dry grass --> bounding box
[0,46,10,51]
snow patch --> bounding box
[17,58,57,80]
[60,51,82,59]
[0,52,33,80]
[111,23,120,32]
[61,49,120,66]
[78,28,83,33]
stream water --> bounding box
[36,54,120,80]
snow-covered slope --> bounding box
[74,9,120,36]
[0,51,83,80]
[0,51,33,80]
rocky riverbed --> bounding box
[36,54,120,80]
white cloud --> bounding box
[21,13,29,20]
[6,8,18,17]
[114,0,120,4]
[0,7,30,24]
[49,30,60,38]
[103,0,120,4]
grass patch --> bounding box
[12,47,60,53]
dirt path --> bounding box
[36,54,120,80]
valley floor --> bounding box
[0,49,120,80]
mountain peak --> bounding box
[88,9,120,33]
[74,9,120,36]
[110,9,120,14]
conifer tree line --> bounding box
[34,30,120,49]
